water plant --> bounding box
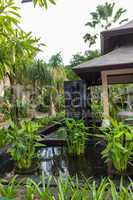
[8,120,43,171]
[65,118,88,155]
[101,118,133,173]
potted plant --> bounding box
[7,120,43,174]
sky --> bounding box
[16,0,133,64]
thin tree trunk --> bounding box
[50,95,56,116]
[8,75,19,125]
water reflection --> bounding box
[40,145,107,179]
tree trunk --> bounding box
[49,95,56,116]
[8,75,19,125]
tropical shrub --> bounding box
[65,118,88,155]
[8,120,43,170]
[101,119,133,172]
[0,128,11,149]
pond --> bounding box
[40,144,107,180]
[0,141,132,192]
[0,142,107,182]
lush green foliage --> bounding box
[0,127,12,148]
[0,175,20,199]
[70,50,100,67]
[65,118,88,155]
[25,173,54,200]
[23,53,66,116]
[101,119,133,172]
[32,0,56,8]
[7,120,43,170]
[0,0,40,79]
[37,112,65,128]
[84,2,128,47]
[0,0,42,123]
[0,175,132,200]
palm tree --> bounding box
[0,0,20,35]
[0,0,20,78]
[25,59,51,91]
[0,0,41,123]
[25,53,66,116]
[48,52,67,115]
[48,52,65,92]
[22,0,56,8]
[24,59,56,116]
[84,2,128,47]
[0,0,41,85]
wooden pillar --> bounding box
[101,71,109,117]
[101,71,112,176]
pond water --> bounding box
[0,142,106,179]
[0,142,132,187]
[40,143,107,180]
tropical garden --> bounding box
[0,0,132,199]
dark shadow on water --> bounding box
[40,143,107,180]
[0,143,106,181]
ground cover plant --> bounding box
[0,175,132,200]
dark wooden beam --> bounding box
[108,74,133,84]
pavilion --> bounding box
[73,20,133,117]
